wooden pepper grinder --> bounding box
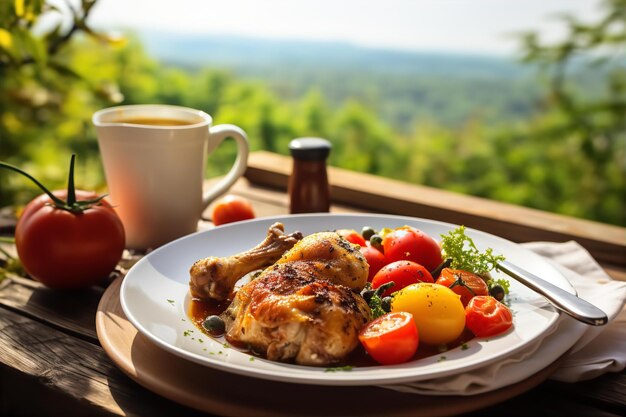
[288,137,332,214]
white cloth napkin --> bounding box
[381,241,626,395]
[524,241,626,382]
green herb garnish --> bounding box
[361,282,394,319]
[440,226,505,275]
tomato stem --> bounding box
[0,160,66,207]
[67,154,77,207]
[449,272,476,296]
[0,155,107,214]
[431,258,453,278]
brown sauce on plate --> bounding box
[188,297,474,367]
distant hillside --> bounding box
[140,31,530,78]
[138,31,545,129]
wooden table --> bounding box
[1,151,625,416]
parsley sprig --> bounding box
[440,226,505,275]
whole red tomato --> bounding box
[465,296,513,337]
[382,226,443,272]
[360,242,387,281]
[371,260,434,297]
[15,189,125,289]
[2,155,125,289]
[436,268,489,307]
[211,195,256,226]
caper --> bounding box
[202,315,225,336]
[381,296,392,312]
[361,289,375,303]
[490,285,505,301]
[361,226,377,241]
[370,234,383,250]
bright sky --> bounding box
[87,0,600,55]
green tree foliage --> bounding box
[0,0,123,204]
[0,0,624,226]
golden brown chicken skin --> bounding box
[222,261,371,366]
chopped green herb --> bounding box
[461,343,469,351]
[437,356,447,363]
[166,299,175,305]
[440,226,505,275]
[325,365,354,372]
[249,356,255,362]
[183,329,194,337]
[222,343,230,349]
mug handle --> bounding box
[202,124,250,208]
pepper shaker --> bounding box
[288,137,332,214]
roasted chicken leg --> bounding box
[222,231,371,365]
[189,223,303,301]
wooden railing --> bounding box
[244,151,626,279]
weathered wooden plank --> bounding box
[0,275,101,343]
[0,306,207,417]
[245,151,626,267]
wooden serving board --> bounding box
[96,277,561,417]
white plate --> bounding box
[120,213,573,386]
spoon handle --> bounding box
[498,261,608,326]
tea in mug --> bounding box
[115,117,199,126]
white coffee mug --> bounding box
[93,104,249,249]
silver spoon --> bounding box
[497,260,608,326]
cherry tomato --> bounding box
[465,296,513,338]
[211,195,255,226]
[382,226,443,272]
[358,312,419,365]
[371,260,434,297]
[435,268,489,307]
[336,229,367,246]
[392,283,465,345]
[360,242,386,281]
[16,190,125,289]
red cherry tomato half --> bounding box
[371,260,434,297]
[360,242,387,281]
[435,268,489,307]
[15,190,125,289]
[211,195,256,226]
[359,312,419,365]
[465,296,513,338]
[336,229,367,246]
[382,226,443,272]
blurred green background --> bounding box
[0,0,624,226]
